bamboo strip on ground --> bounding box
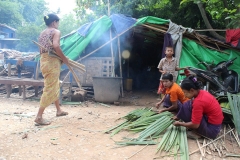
[190,129,234,155]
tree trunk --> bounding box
[197,2,225,41]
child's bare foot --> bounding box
[34,118,51,125]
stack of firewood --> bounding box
[0,49,38,61]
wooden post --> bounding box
[7,63,11,77]
[68,82,72,101]
[118,37,124,97]
[23,85,26,100]
[6,63,12,98]
[34,86,39,97]
[35,60,40,80]
[108,0,115,77]
[6,85,12,98]
[34,59,40,97]
[19,85,22,96]
[59,85,63,105]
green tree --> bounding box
[74,0,204,29]
[15,21,45,52]
[18,0,47,23]
[0,0,23,28]
[58,13,80,36]
[0,0,48,51]
[75,0,240,40]
[180,0,240,40]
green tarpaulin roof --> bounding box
[60,15,112,60]
[60,15,240,80]
[135,16,170,25]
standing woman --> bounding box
[173,75,224,139]
[34,13,69,125]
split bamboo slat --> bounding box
[32,40,86,90]
[32,41,86,73]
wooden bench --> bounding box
[0,77,44,99]
[1,59,73,102]
[0,76,72,104]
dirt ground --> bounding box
[0,90,240,160]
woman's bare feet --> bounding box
[34,118,51,125]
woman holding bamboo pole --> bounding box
[173,75,224,139]
[34,13,69,125]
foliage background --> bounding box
[0,0,240,51]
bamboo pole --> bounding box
[32,40,86,71]
[125,144,148,160]
[60,71,71,87]
[195,29,227,32]
[0,68,6,75]
[32,40,85,90]
[196,139,204,157]
[67,65,82,89]
[117,37,124,97]
[69,60,85,68]
[78,26,134,61]
[141,24,168,34]
[202,138,206,156]
[107,0,115,76]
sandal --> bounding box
[34,118,51,126]
[56,111,68,117]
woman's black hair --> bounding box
[44,13,60,26]
[162,73,173,81]
[181,75,202,90]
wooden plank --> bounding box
[0,77,44,86]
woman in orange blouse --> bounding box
[156,73,189,113]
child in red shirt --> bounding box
[173,75,224,139]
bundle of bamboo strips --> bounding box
[32,40,86,73]
[32,40,86,90]
[155,125,189,160]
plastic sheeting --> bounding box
[60,14,137,60]
[167,21,193,61]
[135,16,169,25]
[77,22,93,37]
[59,14,240,81]
[110,14,136,35]
[60,15,112,60]
[178,38,240,82]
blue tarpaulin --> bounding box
[77,22,93,37]
[110,14,136,35]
